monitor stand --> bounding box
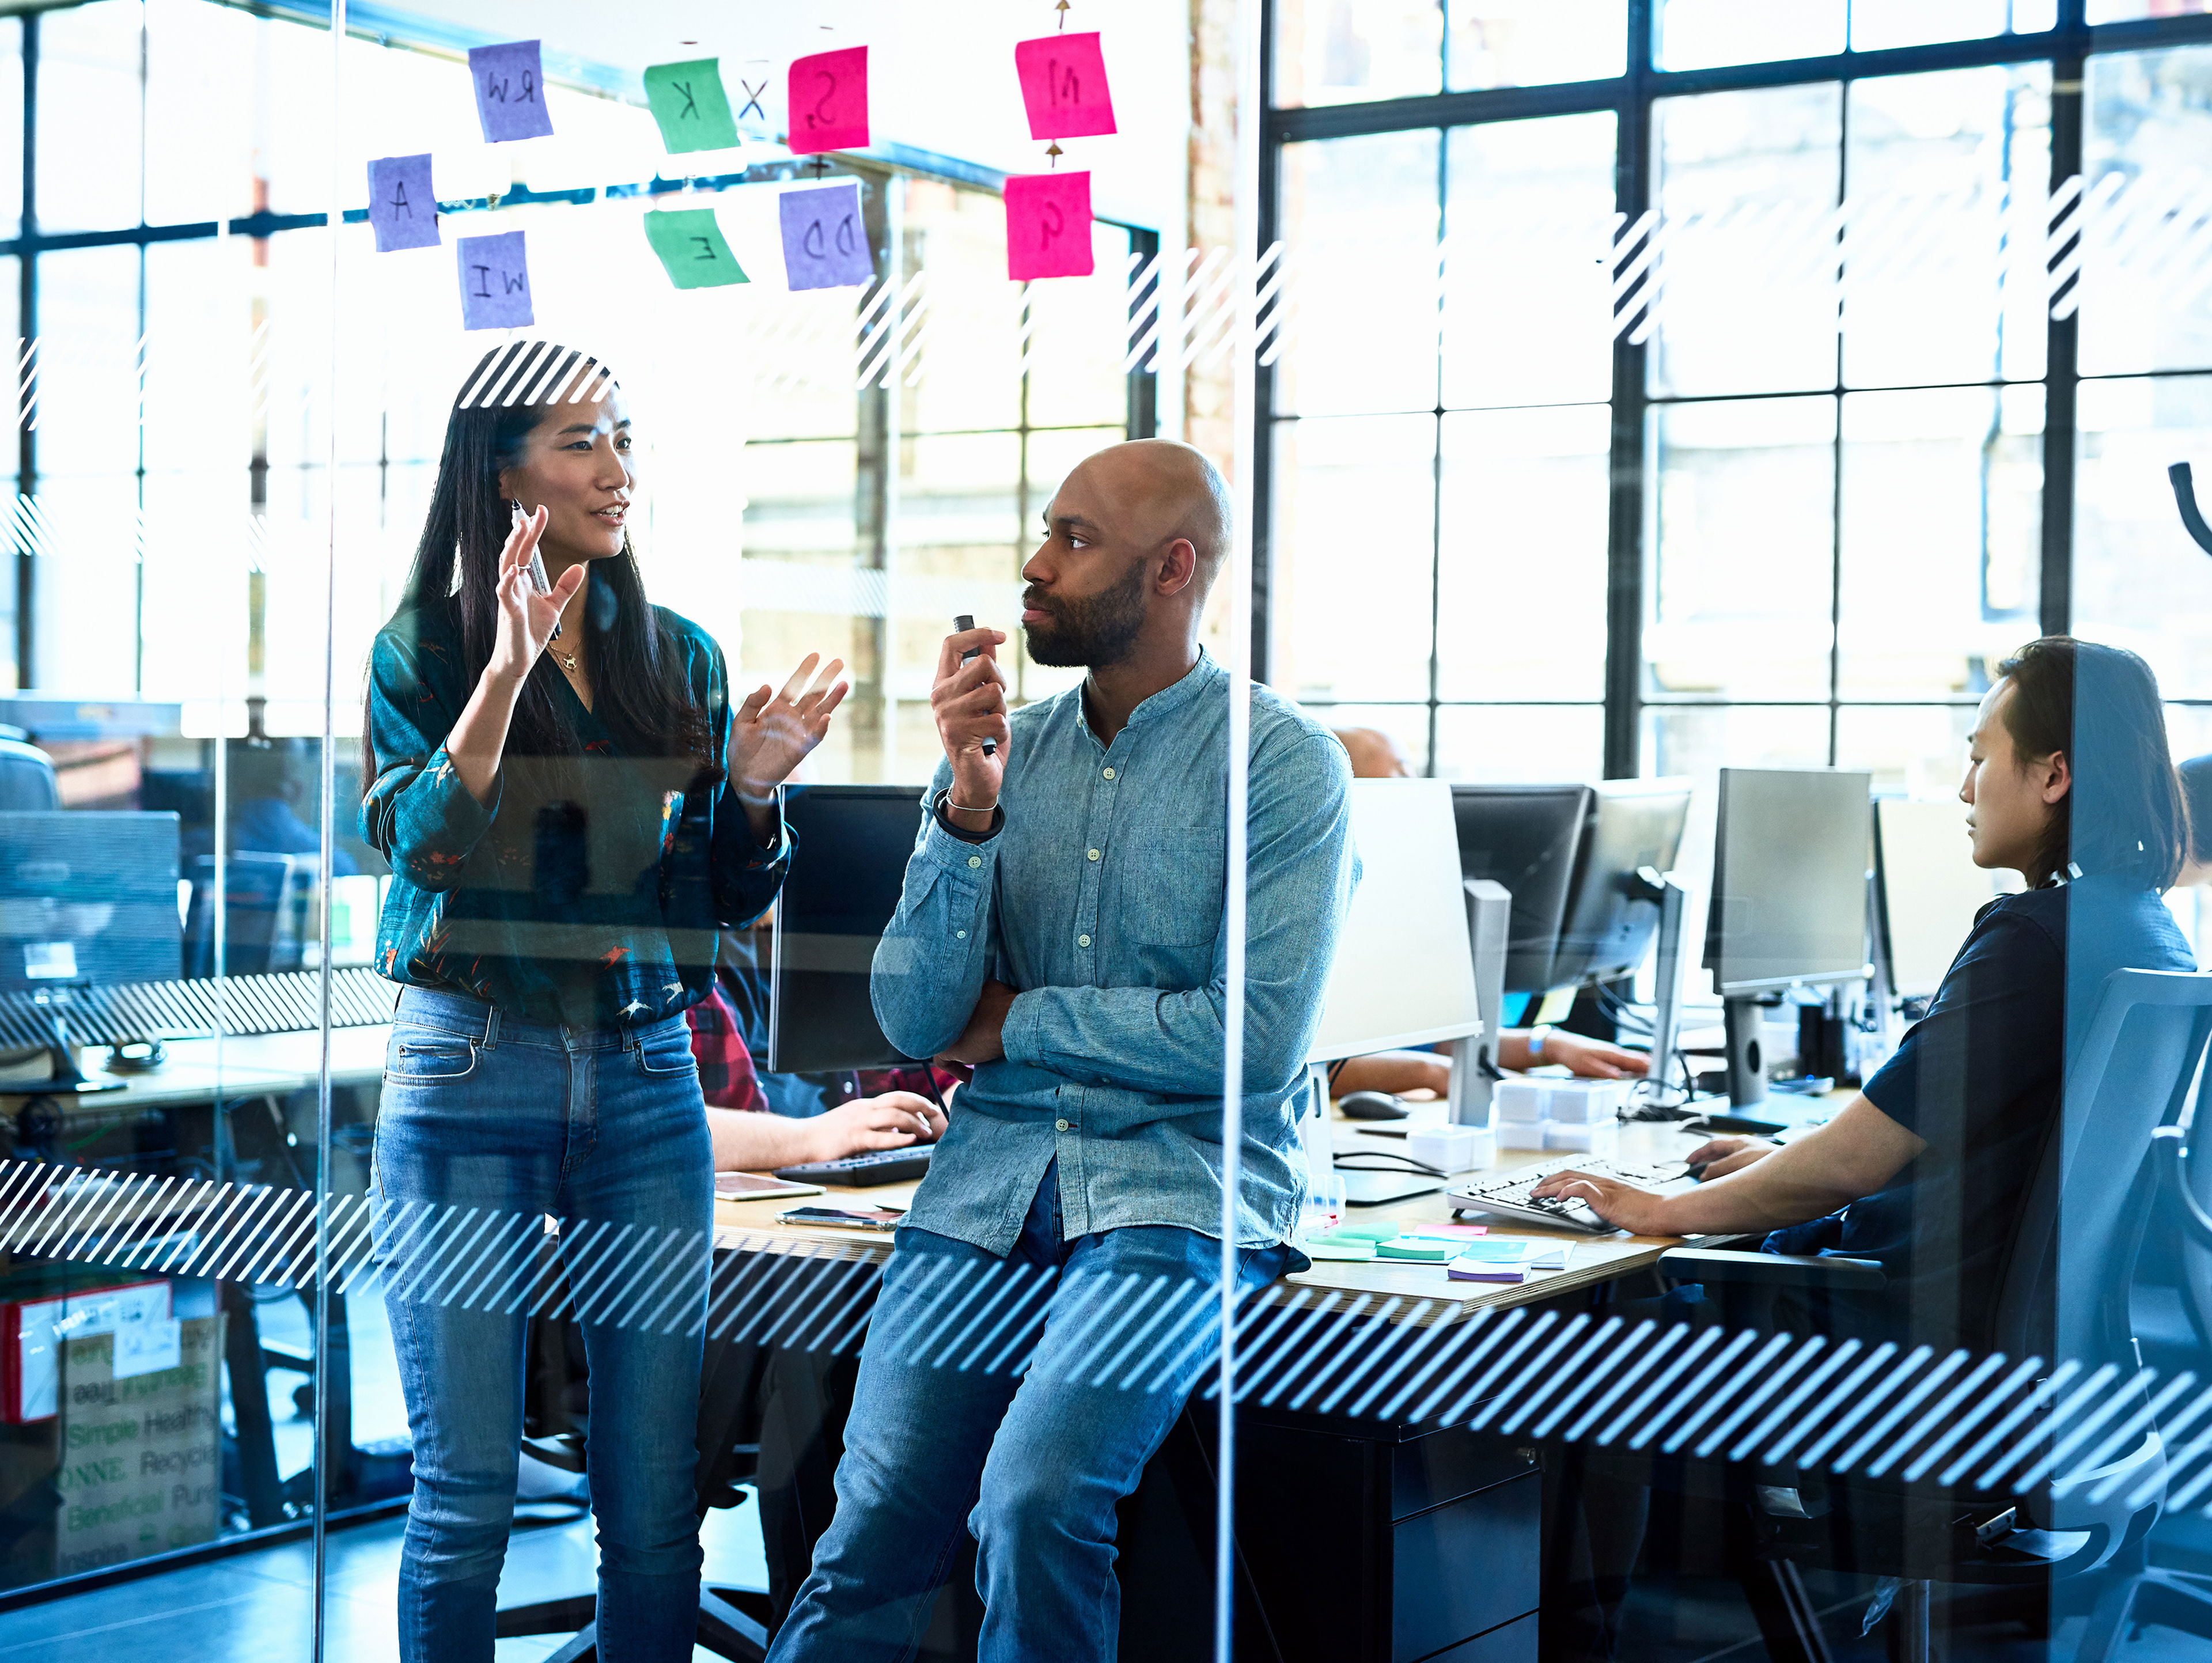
[1639,867,1689,1104]
[1450,879,1512,1128]
[1721,995,1768,1109]
[1,990,126,1097]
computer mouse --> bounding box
[1339,1090,1409,1121]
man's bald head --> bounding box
[1067,438,1233,593]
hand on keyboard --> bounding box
[1447,1156,1690,1237]
[1527,1162,1677,1237]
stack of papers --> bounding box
[1448,1240,1571,1283]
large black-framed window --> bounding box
[1258,0,2212,789]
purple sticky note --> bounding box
[469,40,555,143]
[1014,33,1116,141]
[779,184,874,291]
[366,154,439,252]
[457,231,535,330]
[787,46,868,155]
[1006,172,1094,281]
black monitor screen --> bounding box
[0,812,182,993]
[769,785,928,1073]
[1448,785,1594,995]
[1549,780,1693,987]
[1704,767,1873,994]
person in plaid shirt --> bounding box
[685,961,959,1170]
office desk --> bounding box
[708,1103,1717,1662]
[710,1104,1713,1321]
[0,1024,391,1536]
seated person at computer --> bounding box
[1330,725,1647,1093]
[684,963,948,1169]
[768,440,1357,1663]
[1531,637,2192,1348]
[183,737,360,874]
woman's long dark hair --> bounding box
[363,342,718,790]
[1996,636,2186,890]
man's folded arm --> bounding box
[872,770,1000,1059]
[1000,730,1357,1128]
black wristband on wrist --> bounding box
[933,791,1003,844]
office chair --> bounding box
[1660,967,2212,1663]
[0,736,58,810]
[493,1313,774,1662]
[183,851,301,976]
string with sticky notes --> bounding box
[1009,3,1113,282]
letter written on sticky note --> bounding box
[779,183,874,291]
[1014,33,1116,141]
[643,58,740,153]
[643,208,748,289]
[457,231,535,329]
[1005,172,1094,281]
[787,46,868,156]
[366,154,439,252]
[469,40,555,143]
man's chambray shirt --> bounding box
[872,651,1357,1258]
[361,600,790,1029]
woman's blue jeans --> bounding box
[370,987,712,1663]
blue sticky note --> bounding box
[366,154,438,252]
[778,183,873,291]
[457,232,533,330]
[469,40,555,143]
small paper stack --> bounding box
[1447,1239,1571,1283]
[1492,1077,1628,1153]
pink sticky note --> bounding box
[1014,33,1116,141]
[789,46,868,155]
[1005,172,1093,281]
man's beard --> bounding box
[1021,561,1147,668]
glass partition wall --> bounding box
[0,3,1175,1656]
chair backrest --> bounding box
[1995,968,2212,1370]
[183,852,301,976]
[0,738,58,812]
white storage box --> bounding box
[1495,1117,1551,1151]
[1543,1120,1619,1155]
[1408,1124,1489,1176]
[1544,1079,1627,1124]
[1493,1078,1547,1122]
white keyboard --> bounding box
[1445,1154,1698,1236]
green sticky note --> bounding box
[642,208,748,290]
[644,59,740,153]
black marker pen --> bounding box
[954,614,998,756]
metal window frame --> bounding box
[1257,0,2212,780]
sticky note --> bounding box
[469,40,555,143]
[1005,171,1093,281]
[366,154,438,252]
[644,58,740,153]
[457,231,534,329]
[1014,32,1117,141]
[779,183,874,290]
[788,46,868,155]
[643,208,748,289]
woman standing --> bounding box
[362,344,845,1662]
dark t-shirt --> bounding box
[1763,873,2193,1349]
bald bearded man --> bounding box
[768,440,1357,1662]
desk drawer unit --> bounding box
[1233,1418,1540,1663]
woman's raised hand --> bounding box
[731,654,850,798]
[486,505,584,688]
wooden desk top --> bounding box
[711,1100,1718,1325]
[1,1024,390,1109]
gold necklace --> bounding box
[548,638,581,675]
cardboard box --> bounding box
[51,1315,222,1577]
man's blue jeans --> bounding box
[769,1161,1291,1663]
[370,987,712,1663]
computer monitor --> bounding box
[1549,778,1694,987]
[1446,784,1594,995]
[0,812,183,993]
[1873,796,2020,1001]
[1309,779,1486,1066]
[1703,767,1873,1105]
[768,785,928,1074]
